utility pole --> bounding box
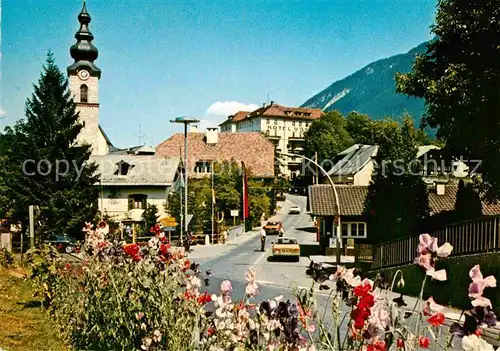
[28,205,35,249]
[136,124,145,145]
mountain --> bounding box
[301,41,429,124]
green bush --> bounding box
[370,253,500,315]
[0,248,14,267]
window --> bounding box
[195,161,212,174]
[80,84,88,103]
[274,120,277,125]
[115,160,132,176]
[340,222,367,238]
[266,119,270,124]
[128,194,147,210]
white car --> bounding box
[289,205,301,214]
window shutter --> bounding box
[128,196,134,211]
[142,195,148,210]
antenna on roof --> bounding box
[135,124,145,146]
[267,93,270,105]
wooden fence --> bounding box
[371,216,500,270]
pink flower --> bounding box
[417,253,432,270]
[471,296,493,309]
[426,268,448,281]
[245,282,259,297]
[220,280,233,295]
[423,296,444,316]
[468,265,496,299]
[418,234,438,254]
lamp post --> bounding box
[278,152,342,264]
[170,116,199,245]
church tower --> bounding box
[67,1,109,155]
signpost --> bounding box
[160,217,178,244]
[230,210,239,227]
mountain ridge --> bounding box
[301,41,429,124]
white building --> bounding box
[219,102,322,178]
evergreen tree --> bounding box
[142,204,160,231]
[365,117,429,244]
[2,53,99,239]
[454,180,483,221]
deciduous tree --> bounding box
[396,0,500,200]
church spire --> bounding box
[67,0,101,77]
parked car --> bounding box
[271,237,300,261]
[45,234,81,254]
[264,221,282,235]
[289,205,301,214]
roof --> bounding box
[308,184,500,217]
[218,104,322,126]
[89,155,180,186]
[328,145,378,176]
[417,145,441,158]
[99,125,113,147]
[156,132,275,178]
[220,111,250,126]
[109,145,155,155]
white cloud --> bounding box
[0,108,6,118]
[196,100,259,132]
[205,101,259,117]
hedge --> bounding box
[368,253,500,315]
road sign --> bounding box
[186,214,193,226]
[160,217,177,227]
[230,210,239,217]
[162,226,177,232]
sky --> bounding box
[1,0,437,148]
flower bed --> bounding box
[26,225,498,351]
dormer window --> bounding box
[80,84,88,103]
[115,160,133,176]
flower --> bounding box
[152,329,162,343]
[221,280,233,295]
[423,296,444,316]
[427,268,448,281]
[418,336,430,348]
[415,234,453,276]
[467,265,496,309]
[123,243,141,261]
[354,278,373,297]
[427,312,446,326]
[462,334,494,351]
[245,268,259,297]
[396,339,404,349]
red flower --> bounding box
[474,328,482,336]
[184,260,191,271]
[358,293,375,310]
[351,307,370,330]
[367,340,386,351]
[123,243,141,261]
[419,336,430,348]
[207,327,215,336]
[427,312,445,327]
[354,281,372,297]
[197,291,212,305]
[396,339,404,349]
[184,291,195,300]
[159,243,170,256]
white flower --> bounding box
[426,268,448,281]
[436,242,453,257]
[462,334,494,351]
[472,296,493,309]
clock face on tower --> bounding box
[78,69,90,80]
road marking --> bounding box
[254,249,268,265]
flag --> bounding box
[242,161,249,219]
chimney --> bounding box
[270,100,274,105]
[206,127,219,145]
[189,125,198,133]
[262,102,266,107]
[436,184,445,196]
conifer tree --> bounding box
[454,180,482,221]
[2,53,99,239]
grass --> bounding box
[0,265,66,351]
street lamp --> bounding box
[170,116,199,245]
[278,152,342,264]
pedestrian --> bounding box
[184,230,192,253]
[260,226,266,252]
[279,225,284,237]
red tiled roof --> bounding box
[247,104,322,120]
[308,184,500,217]
[219,104,322,127]
[156,132,275,178]
[220,111,250,126]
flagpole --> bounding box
[211,161,215,242]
